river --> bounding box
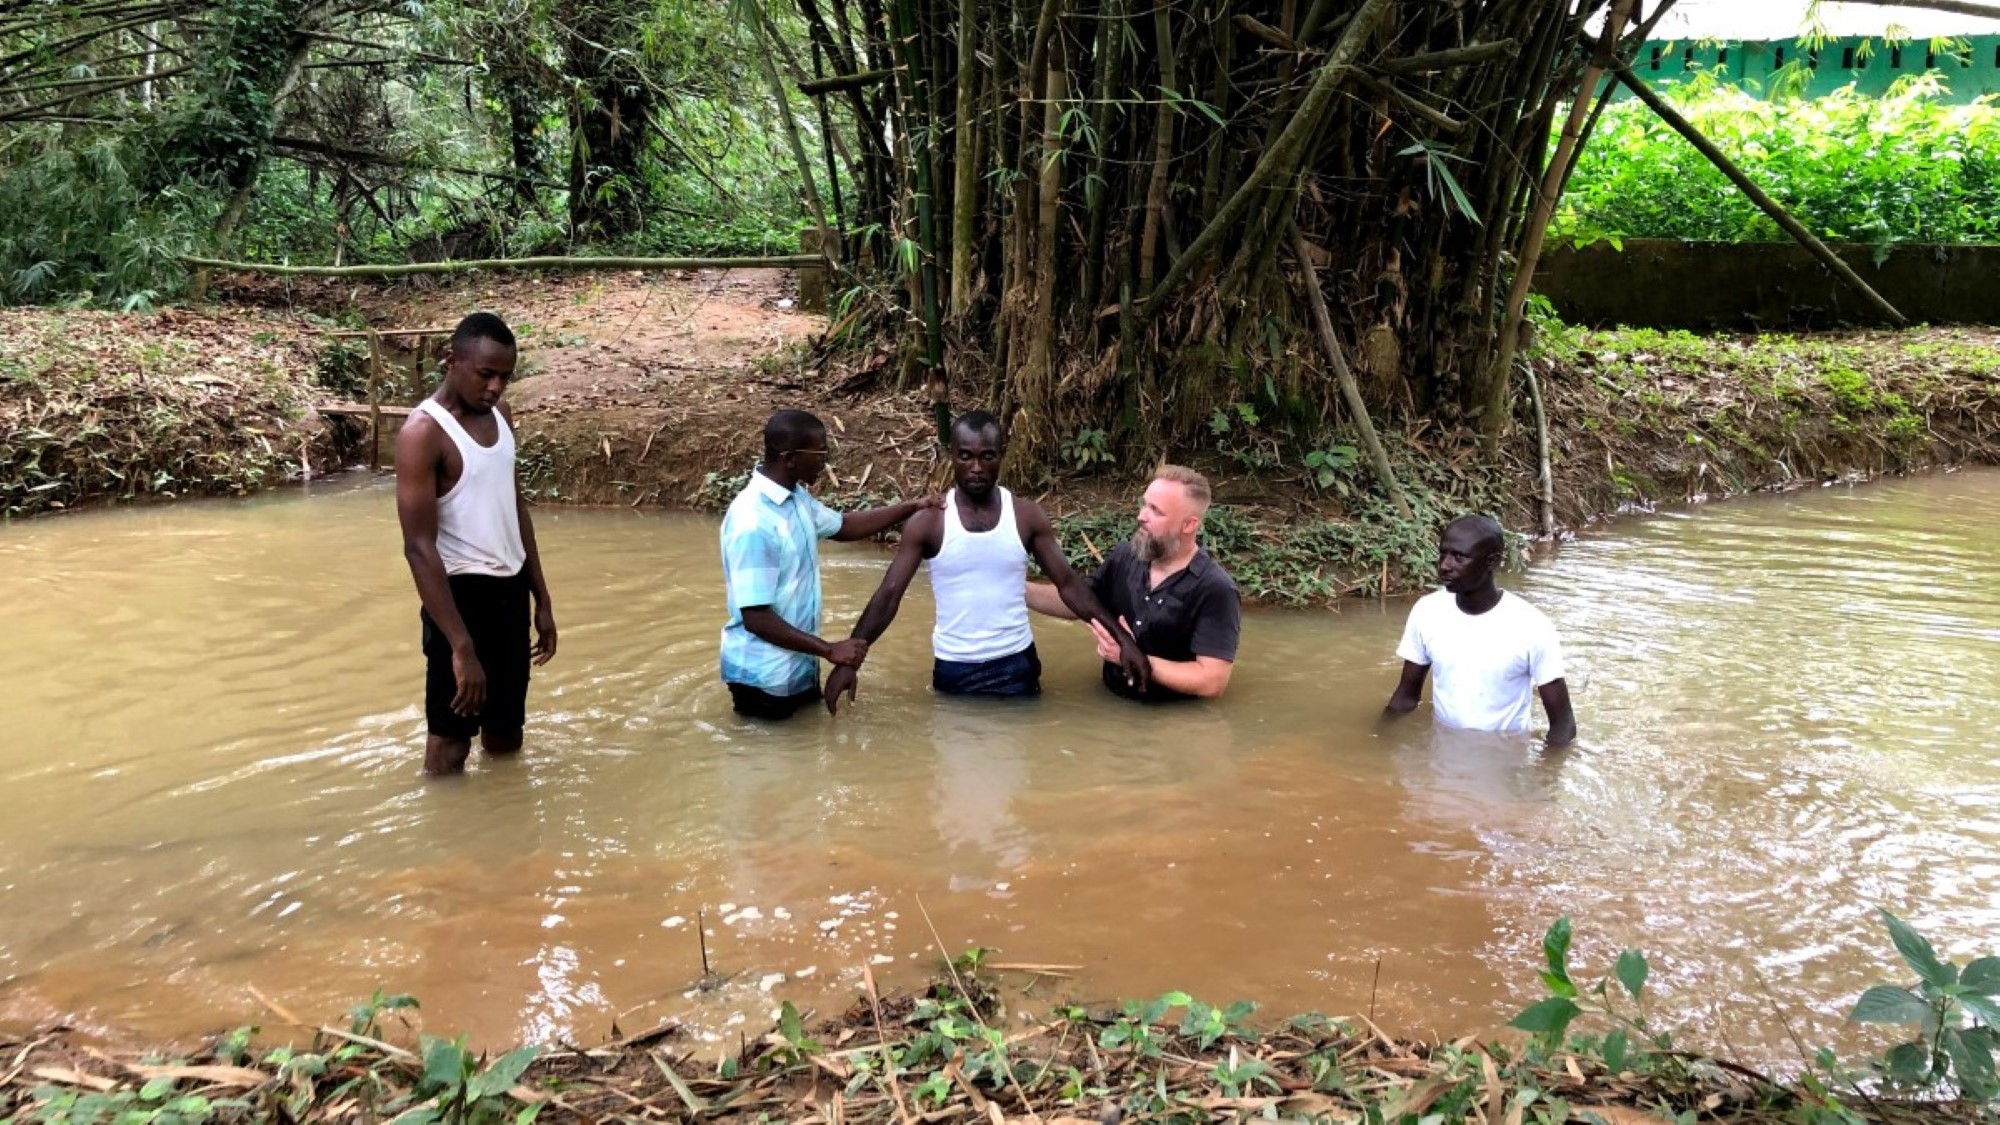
[4,471,1997,1062]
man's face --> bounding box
[950,427,1003,499]
[1133,479,1196,562]
[784,428,829,486]
[1437,524,1499,592]
[442,337,516,414]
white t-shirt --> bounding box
[1395,589,1565,733]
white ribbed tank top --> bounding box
[928,487,1035,662]
[417,399,526,577]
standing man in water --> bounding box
[1028,465,1241,701]
[395,312,557,776]
[718,409,940,721]
[822,410,1147,711]
[1381,514,1576,745]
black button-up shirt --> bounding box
[1088,543,1242,701]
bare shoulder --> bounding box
[903,505,946,550]
[394,407,441,459]
[1011,492,1054,535]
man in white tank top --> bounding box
[1382,514,1576,745]
[394,312,557,775]
[821,411,1147,712]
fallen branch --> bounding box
[797,67,891,95]
[1291,225,1414,521]
[1612,64,1907,326]
[1375,38,1519,74]
[180,254,825,279]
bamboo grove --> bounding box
[785,0,1681,456]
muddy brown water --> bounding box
[4,471,1999,1061]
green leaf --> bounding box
[421,1036,470,1094]
[1881,909,1957,991]
[1538,971,1579,999]
[1882,1041,1933,1086]
[1510,997,1581,1039]
[468,1046,539,1100]
[1943,1027,1999,1099]
[779,1001,806,1045]
[1543,918,1573,979]
[1957,992,2000,1028]
[1850,985,1931,1025]
[1961,957,2000,996]
[1615,949,1649,999]
[1603,1030,1629,1073]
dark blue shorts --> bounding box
[932,644,1042,697]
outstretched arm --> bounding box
[826,511,941,713]
[833,494,943,541]
[1537,678,1577,746]
[1026,580,1078,619]
[1382,660,1429,721]
[1021,502,1147,692]
[740,607,869,667]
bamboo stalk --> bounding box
[181,254,823,277]
[1133,0,1393,331]
[1481,0,1636,448]
[1291,226,1412,520]
[1612,64,1908,326]
[890,0,944,374]
[946,0,980,320]
[1136,2,1177,293]
[749,0,835,262]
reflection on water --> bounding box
[5,470,2000,1061]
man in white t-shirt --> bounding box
[1382,514,1577,745]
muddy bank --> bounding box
[2,969,1972,1124]
[0,307,351,518]
[9,271,1997,602]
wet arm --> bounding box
[1025,581,1078,619]
[740,606,840,660]
[394,420,471,653]
[1537,677,1577,747]
[847,512,937,643]
[1145,654,1233,698]
[1023,507,1126,636]
[1382,660,1429,719]
[833,496,935,542]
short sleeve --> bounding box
[1395,601,1431,666]
[1528,617,1566,686]
[1189,584,1242,661]
[723,524,782,609]
[800,490,844,539]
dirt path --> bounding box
[315,268,946,506]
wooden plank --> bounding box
[317,327,454,339]
[318,403,412,418]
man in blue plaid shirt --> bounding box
[719,410,940,720]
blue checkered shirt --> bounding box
[718,468,845,694]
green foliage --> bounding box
[1557,85,2000,246]
[1059,428,1115,473]
[402,1037,541,1124]
[0,133,205,307]
[1849,908,2000,1100]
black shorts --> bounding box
[728,681,822,721]
[932,644,1042,697]
[422,572,531,739]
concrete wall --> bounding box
[1535,239,2000,329]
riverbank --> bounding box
[7,272,1997,603]
[1,964,1972,1124]
[0,307,348,518]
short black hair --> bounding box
[950,409,1004,446]
[1445,513,1505,557]
[451,311,516,351]
[764,409,825,460]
